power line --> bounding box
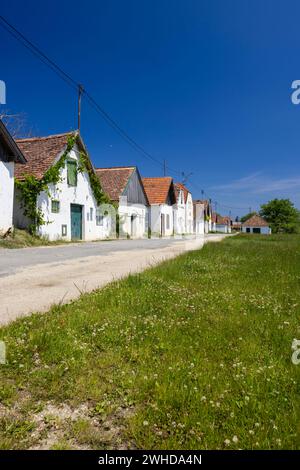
[0,13,251,211]
[0,14,181,177]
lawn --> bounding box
[0,234,299,449]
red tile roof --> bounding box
[242,214,269,227]
[15,132,75,180]
[95,166,135,202]
[174,182,191,203]
[142,177,175,205]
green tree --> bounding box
[240,212,257,223]
[259,199,300,233]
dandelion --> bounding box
[232,435,238,443]
[200,396,206,402]
[143,420,149,426]
[249,430,254,435]
[224,439,231,446]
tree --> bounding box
[260,199,300,233]
[240,211,257,223]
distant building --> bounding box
[242,214,271,234]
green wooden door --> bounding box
[71,204,82,240]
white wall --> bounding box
[185,193,193,234]
[194,202,205,235]
[118,201,148,238]
[0,161,14,233]
[216,224,228,233]
[242,226,271,234]
[174,191,185,234]
[150,204,174,237]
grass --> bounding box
[0,234,299,449]
[0,229,69,249]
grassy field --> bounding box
[0,234,299,449]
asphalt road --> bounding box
[0,238,180,277]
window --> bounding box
[166,214,170,230]
[253,227,261,234]
[90,207,93,221]
[61,224,67,236]
[67,160,77,186]
[51,200,60,213]
[96,209,104,226]
[246,227,250,233]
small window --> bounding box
[62,224,67,237]
[67,160,77,186]
[51,200,60,213]
[90,208,93,221]
[246,227,250,233]
[96,209,104,226]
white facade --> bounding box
[194,202,205,235]
[14,144,102,241]
[150,204,174,237]
[242,226,271,235]
[174,188,194,235]
[0,160,15,233]
[174,189,186,235]
[185,193,194,234]
[118,201,148,239]
[216,224,229,233]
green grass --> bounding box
[0,234,299,449]
[0,229,69,249]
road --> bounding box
[0,234,229,325]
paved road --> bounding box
[0,234,229,325]
[0,238,183,277]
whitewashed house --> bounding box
[193,200,205,235]
[14,131,106,241]
[0,120,26,234]
[212,214,232,233]
[242,214,271,234]
[142,177,176,237]
[174,183,194,235]
[95,166,149,239]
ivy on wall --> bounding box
[15,134,109,234]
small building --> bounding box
[0,120,26,234]
[14,131,105,241]
[212,213,231,233]
[95,166,149,238]
[242,214,271,234]
[142,177,176,237]
[174,182,193,234]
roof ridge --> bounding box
[95,166,136,171]
[16,131,76,143]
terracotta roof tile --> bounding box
[142,177,174,205]
[95,167,135,202]
[242,214,269,227]
[15,132,75,180]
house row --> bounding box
[1,121,235,241]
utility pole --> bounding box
[78,84,84,133]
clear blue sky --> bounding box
[1,0,300,217]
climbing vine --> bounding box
[15,134,109,234]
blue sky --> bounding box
[1,0,300,217]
